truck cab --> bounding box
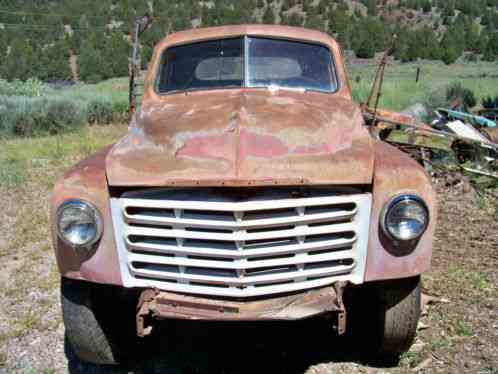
[51,25,436,365]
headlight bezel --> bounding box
[381,194,429,242]
[56,199,103,248]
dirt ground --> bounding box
[0,167,496,373]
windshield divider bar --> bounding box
[244,35,249,88]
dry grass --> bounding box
[0,124,126,372]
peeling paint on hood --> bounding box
[106,89,374,187]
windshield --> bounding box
[157,37,337,94]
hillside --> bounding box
[0,0,497,83]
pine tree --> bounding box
[0,39,40,81]
[40,42,74,82]
[483,32,498,61]
[262,7,275,24]
[102,31,130,79]
[78,34,105,83]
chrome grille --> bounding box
[111,189,372,297]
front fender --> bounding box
[50,145,122,286]
[364,141,437,282]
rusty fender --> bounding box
[364,141,437,282]
[50,146,123,286]
[136,283,347,337]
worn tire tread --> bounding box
[61,278,119,365]
[376,276,421,355]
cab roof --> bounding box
[154,24,341,52]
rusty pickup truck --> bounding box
[51,25,436,365]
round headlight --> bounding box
[56,200,103,248]
[382,195,429,242]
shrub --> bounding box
[446,82,477,109]
[482,96,498,110]
[0,96,18,136]
[0,78,48,97]
[86,98,114,124]
[0,95,85,137]
[45,98,85,133]
[111,99,130,122]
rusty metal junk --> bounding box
[362,55,498,180]
[136,283,347,337]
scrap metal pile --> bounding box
[362,54,498,181]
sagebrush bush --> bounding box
[111,99,129,123]
[446,82,477,109]
[45,98,86,133]
[0,76,130,137]
[86,98,114,125]
[0,96,85,137]
[0,78,48,97]
[0,97,18,136]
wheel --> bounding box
[371,276,421,356]
[61,278,138,365]
[348,276,421,357]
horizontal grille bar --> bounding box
[129,262,355,287]
[125,223,356,242]
[120,195,360,212]
[124,208,357,230]
[126,235,357,259]
[127,250,356,270]
[127,276,352,298]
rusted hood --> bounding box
[106,89,374,187]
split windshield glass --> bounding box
[157,37,337,94]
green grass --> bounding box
[349,60,498,111]
[0,125,126,190]
[454,320,474,337]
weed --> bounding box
[0,350,6,366]
[18,310,44,333]
[455,320,473,337]
[426,336,451,351]
[0,155,27,188]
[446,266,466,282]
[470,272,491,291]
[399,351,423,368]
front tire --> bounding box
[372,276,421,356]
[61,278,136,365]
[349,276,421,358]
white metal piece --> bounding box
[446,120,491,144]
[110,190,372,297]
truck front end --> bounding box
[51,25,436,365]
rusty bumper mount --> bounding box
[136,282,347,338]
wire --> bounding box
[0,8,177,22]
[1,23,108,31]
[0,8,109,20]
